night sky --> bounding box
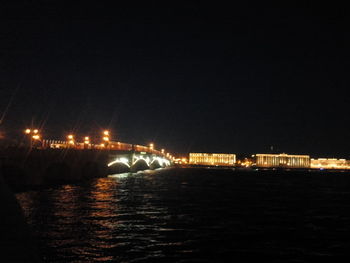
[0,2,349,157]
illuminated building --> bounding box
[254,153,310,168]
[311,158,350,169]
[189,153,236,166]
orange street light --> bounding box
[32,135,40,140]
[25,129,31,134]
[84,136,90,144]
[33,129,39,134]
[103,130,109,136]
[67,135,75,146]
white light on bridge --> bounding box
[107,157,130,168]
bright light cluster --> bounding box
[311,158,350,169]
[189,153,236,166]
[24,128,41,140]
[107,155,170,168]
[255,153,310,168]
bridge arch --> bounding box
[131,158,150,172]
[150,158,162,169]
[107,158,131,174]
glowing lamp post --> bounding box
[67,134,75,147]
[32,134,40,140]
[102,130,110,148]
[24,128,41,148]
[84,136,90,149]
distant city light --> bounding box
[255,153,310,168]
[25,129,31,134]
[189,153,236,166]
[311,158,350,169]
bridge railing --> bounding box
[42,140,168,158]
[109,142,133,151]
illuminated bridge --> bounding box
[1,139,174,188]
[41,137,174,173]
[42,139,173,173]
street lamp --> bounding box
[32,134,40,140]
[67,134,75,146]
[24,128,41,148]
[84,136,90,149]
[102,130,110,148]
[149,143,154,150]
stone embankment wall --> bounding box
[0,147,111,192]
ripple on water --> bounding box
[16,168,350,262]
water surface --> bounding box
[17,168,350,262]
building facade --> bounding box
[255,153,310,168]
[189,153,236,166]
[311,158,350,169]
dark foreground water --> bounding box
[16,168,350,262]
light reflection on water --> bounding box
[16,168,350,262]
[108,172,133,179]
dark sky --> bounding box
[0,2,349,157]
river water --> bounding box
[16,168,350,262]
